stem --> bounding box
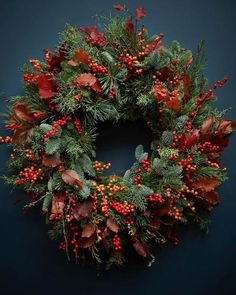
[62,219,70,261]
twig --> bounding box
[62,219,70,261]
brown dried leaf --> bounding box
[106,218,119,233]
[133,239,147,257]
[72,200,94,220]
[81,223,96,238]
[79,233,96,248]
[51,192,66,214]
[191,177,220,192]
[76,73,96,87]
[12,126,34,145]
[61,169,83,188]
[13,103,36,124]
[42,152,61,168]
[202,191,220,205]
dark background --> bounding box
[0,0,236,294]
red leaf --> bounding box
[74,50,90,65]
[133,239,147,257]
[166,96,181,114]
[72,200,94,220]
[191,177,220,192]
[201,117,214,134]
[113,4,125,11]
[144,37,163,55]
[107,218,119,233]
[76,73,102,93]
[81,223,96,238]
[153,84,169,102]
[61,169,84,188]
[76,73,96,87]
[36,75,57,99]
[185,129,199,149]
[125,18,135,34]
[42,153,61,168]
[135,7,147,20]
[183,74,191,99]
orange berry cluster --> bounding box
[17,165,44,185]
[101,196,109,217]
[110,200,135,216]
[93,161,111,172]
[113,234,122,251]
[168,206,181,220]
[118,50,144,74]
[0,136,12,144]
[29,59,42,71]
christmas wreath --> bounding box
[1,5,235,268]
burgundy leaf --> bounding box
[36,75,57,99]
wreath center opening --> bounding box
[95,119,152,176]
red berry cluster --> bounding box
[178,155,196,181]
[133,175,142,186]
[0,136,12,144]
[148,193,164,203]
[195,89,214,108]
[113,234,122,251]
[29,59,42,72]
[108,85,116,99]
[213,76,228,89]
[44,117,72,142]
[168,206,181,220]
[118,50,144,75]
[23,73,35,84]
[74,118,82,134]
[17,165,44,185]
[198,141,220,154]
[33,112,45,120]
[88,60,108,74]
[140,158,150,173]
[59,241,66,251]
[110,200,135,216]
[84,35,106,47]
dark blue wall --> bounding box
[0,1,236,294]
